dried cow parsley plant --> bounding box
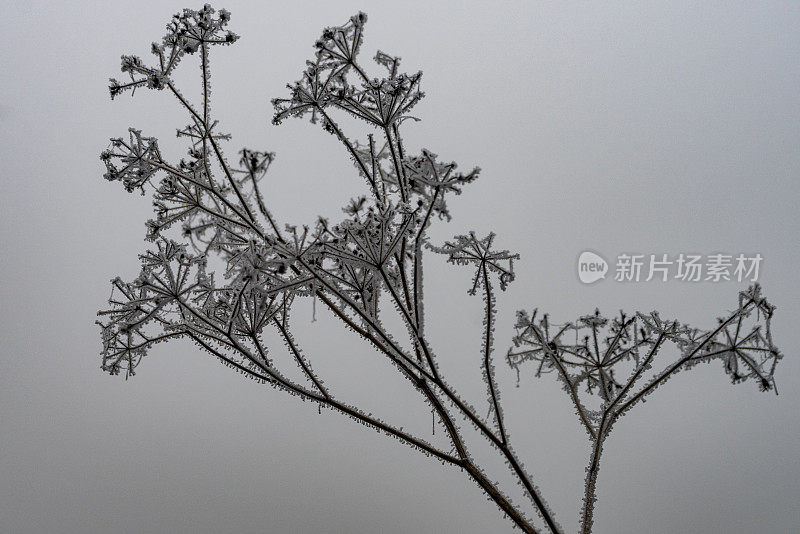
[97,6,783,533]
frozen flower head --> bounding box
[432,232,519,295]
[108,4,238,100]
[273,12,423,129]
[509,284,781,412]
[101,128,161,193]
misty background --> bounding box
[1,1,798,532]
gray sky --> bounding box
[1,1,798,533]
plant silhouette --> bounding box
[97,6,782,533]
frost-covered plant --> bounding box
[507,284,780,533]
[97,6,782,533]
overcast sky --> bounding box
[1,1,799,533]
